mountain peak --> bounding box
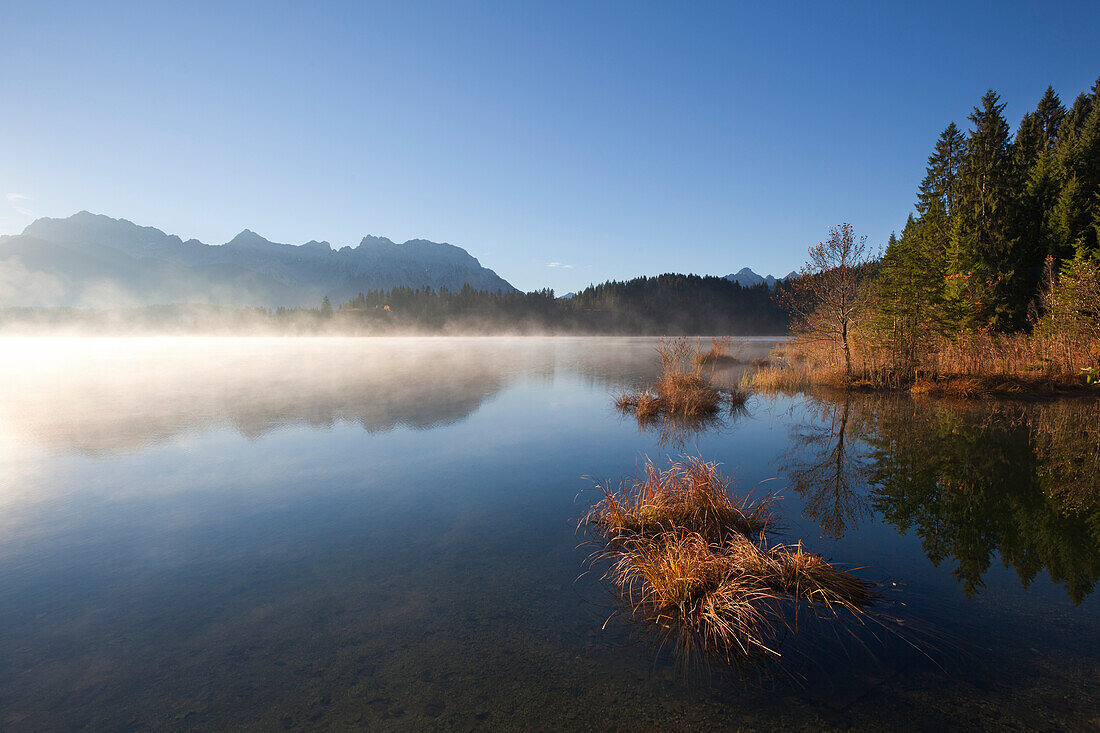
[356,235,396,248]
[227,229,272,247]
[723,268,793,288]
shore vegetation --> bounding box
[616,338,747,421]
[693,337,740,366]
[582,457,877,668]
[745,79,1100,398]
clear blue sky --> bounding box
[2,1,1097,292]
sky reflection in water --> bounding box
[0,337,1096,730]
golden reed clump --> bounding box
[605,529,876,667]
[583,456,776,542]
[692,336,740,367]
[583,457,877,668]
[617,338,747,421]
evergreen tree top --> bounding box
[916,123,965,217]
[1035,85,1066,145]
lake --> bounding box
[0,337,1097,730]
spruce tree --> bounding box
[916,123,965,220]
[1035,85,1066,146]
[1017,88,1068,283]
[949,90,1023,329]
[1051,78,1100,258]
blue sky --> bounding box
[1,1,1097,292]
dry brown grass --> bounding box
[604,530,876,664]
[615,389,661,419]
[583,457,776,543]
[909,378,936,396]
[727,385,750,408]
[759,540,876,611]
[740,364,811,395]
[745,331,1099,400]
[609,531,779,660]
[908,373,1088,399]
[618,338,728,420]
[693,337,740,367]
[655,371,723,416]
[582,457,877,667]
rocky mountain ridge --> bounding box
[723,267,797,288]
[0,212,517,307]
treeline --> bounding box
[0,274,790,335]
[877,79,1099,341]
[338,274,788,334]
[779,78,1100,388]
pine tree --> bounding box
[948,90,1023,329]
[1017,88,1068,285]
[1050,78,1100,258]
[916,123,965,220]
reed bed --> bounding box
[693,336,740,367]
[740,331,1098,399]
[617,338,744,420]
[583,456,776,542]
[744,329,1099,399]
[739,364,811,395]
[583,457,878,668]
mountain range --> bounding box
[723,267,797,288]
[0,211,797,309]
[0,212,517,308]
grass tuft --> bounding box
[584,456,777,542]
[604,530,876,665]
[618,338,729,420]
[582,457,878,668]
[693,337,741,367]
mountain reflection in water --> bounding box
[0,337,681,456]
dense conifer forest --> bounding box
[336,274,789,334]
[760,78,1100,391]
[876,78,1099,337]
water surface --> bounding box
[0,337,1097,730]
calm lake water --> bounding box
[0,337,1097,731]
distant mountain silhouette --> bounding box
[723,267,797,288]
[0,211,516,307]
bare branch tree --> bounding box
[784,223,872,377]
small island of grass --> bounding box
[616,338,748,421]
[581,457,878,668]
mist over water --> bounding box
[0,337,1096,730]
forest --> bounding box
[0,274,790,335]
[335,274,788,334]
[769,77,1100,391]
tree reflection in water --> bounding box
[788,393,1100,604]
[780,395,873,540]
